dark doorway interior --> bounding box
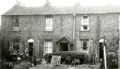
[99,43,103,60]
[29,43,33,57]
[60,42,68,51]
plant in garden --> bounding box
[13,61,32,69]
[107,37,118,68]
[44,51,88,65]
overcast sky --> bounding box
[1,0,120,15]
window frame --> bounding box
[44,15,53,31]
[81,39,89,50]
[81,16,89,31]
[44,40,53,54]
[13,16,20,31]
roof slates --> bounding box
[3,5,120,15]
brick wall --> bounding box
[1,15,74,57]
[1,13,119,58]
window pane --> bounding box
[44,41,53,54]
[81,16,89,25]
[83,25,88,30]
[14,17,19,27]
[81,26,89,31]
[81,39,88,50]
[45,17,53,31]
[83,16,88,19]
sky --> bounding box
[1,0,120,15]
[0,0,120,23]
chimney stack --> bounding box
[44,0,51,6]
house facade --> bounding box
[1,4,119,62]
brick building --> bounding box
[1,3,119,62]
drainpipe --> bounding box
[73,14,76,51]
[96,15,101,63]
[103,35,107,69]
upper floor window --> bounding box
[81,39,89,50]
[13,16,20,31]
[45,15,53,31]
[13,17,19,27]
[81,16,89,31]
[44,40,53,54]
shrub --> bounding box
[3,62,13,68]
[71,59,80,65]
[13,62,32,69]
[43,51,89,65]
[107,37,118,68]
[107,52,118,68]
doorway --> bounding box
[28,43,33,57]
[60,42,68,51]
[99,43,103,61]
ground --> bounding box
[29,64,100,69]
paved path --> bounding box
[30,64,100,69]
[30,64,54,69]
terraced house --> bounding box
[1,2,119,63]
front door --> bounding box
[60,42,68,51]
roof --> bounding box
[3,5,120,15]
[56,37,73,44]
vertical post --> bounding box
[103,35,107,69]
[73,14,76,51]
[103,45,107,69]
[96,15,101,63]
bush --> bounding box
[106,37,118,68]
[3,62,13,68]
[71,59,80,65]
[107,52,118,68]
[43,51,89,65]
[13,62,32,69]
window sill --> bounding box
[80,30,90,32]
[11,29,21,32]
[81,47,88,50]
[44,29,54,32]
[11,27,20,32]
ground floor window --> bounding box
[44,40,53,54]
[81,39,89,50]
[13,38,20,53]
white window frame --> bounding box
[44,40,53,54]
[45,16,53,31]
[81,16,89,31]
